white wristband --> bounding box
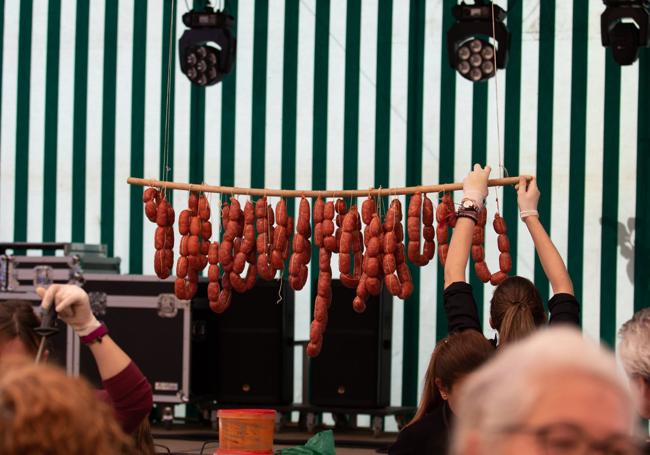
[75,318,102,337]
[520,210,539,220]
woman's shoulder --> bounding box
[389,408,448,455]
[401,411,444,436]
[547,293,580,327]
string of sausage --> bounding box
[436,193,457,266]
[472,211,511,285]
[308,198,334,357]
[256,197,277,280]
[407,192,436,266]
[212,200,231,310]
[175,193,210,300]
[143,188,175,280]
[382,199,414,300]
[271,199,292,272]
[215,198,244,310]
[339,205,363,289]
[207,241,222,312]
[333,199,348,255]
[226,200,256,293]
[353,197,382,313]
[289,197,311,291]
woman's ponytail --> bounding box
[491,276,547,347]
[497,302,537,345]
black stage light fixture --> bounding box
[179,4,236,86]
[601,0,650,65]
[447,0,510,83]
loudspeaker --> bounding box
[309,280,392,408]
[191,279,294,405]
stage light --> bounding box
[601,0,650,65]
[447,1,510,83]
[178,5,236,86]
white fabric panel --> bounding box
[26,0,50,247]
[113,0,134,271]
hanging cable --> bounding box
[162,0,176,200]
[490,1,505,213]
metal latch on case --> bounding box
[88,292,108,317]
[68,255,85,286]
[157,294,179,318]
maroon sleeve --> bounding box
[96,361,153,434]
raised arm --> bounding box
[38,285,131,378]
[38,285,153,433]
[517,177,574,296]
[444,164,491,289]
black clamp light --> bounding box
[178,4,236,86]
[446,0,510,82]
[601,0,650,65]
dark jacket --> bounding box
[443,281,580,338]
[389,402,453,455]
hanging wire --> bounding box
[162,0,176,200]
[490,1,504,214]
[276,270,284,305]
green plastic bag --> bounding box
[280,430,335,455]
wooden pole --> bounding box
[127,175,533,198]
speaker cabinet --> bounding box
[309,280,392,408]
[191,279,294,405]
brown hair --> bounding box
[132,416,156,455]
[0,300,40,355]
[490,276,547,346]
[406,330,495,427]
[0,357,135,455]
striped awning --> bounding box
[0,0,648,414]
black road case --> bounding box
[79,274,189,404]
[80,275,295,406]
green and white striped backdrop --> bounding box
[1,0,649,416]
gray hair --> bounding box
[619,307,650,379]
[451,326,635,455]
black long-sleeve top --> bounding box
[444,281,580,336]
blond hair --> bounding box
[0,357,135,455]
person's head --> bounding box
[0,357,135,455]
[490,276,547,346]
[0,300,40,359]
[406,330,495,427]
[618,307,650,419]
[451,327,640,455]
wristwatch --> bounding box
[457,198,480,223]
